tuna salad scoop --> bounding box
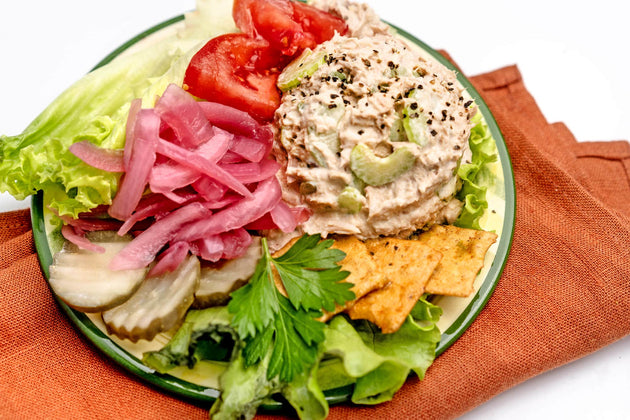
[274,3,475,239]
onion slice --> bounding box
[156,139,252,198]
[109,202,211,270]
[124,98,142,170]
[148,241,190,277]
[220,228,253,260]
[175,176,282,242]
[194,235,224,262]
[61,225,105,254]
[220,159,280,184]
[198,101,262,137]
[117,193,196,236]
[109,109,160,221]
[155,84,215,149]
[69,141,124,172]
[228,135,271,163]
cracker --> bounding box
[347,238,442,333]
[318,236,386,320]
[272,236,386,321]
[416,225,498,297]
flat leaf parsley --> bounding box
[228,234,355,382]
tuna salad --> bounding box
[274,4,475,239]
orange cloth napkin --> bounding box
[2,65,629,419]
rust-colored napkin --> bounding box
[2,65,629,419]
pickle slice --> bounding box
[102,255,200,342]
[350,143,416,186]
[48,233,146,313]
[193,237,261,308]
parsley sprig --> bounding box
[228,234,354,382]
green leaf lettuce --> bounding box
[321,297,442,405]
[455,111,499,230]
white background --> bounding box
[1,1,629,418]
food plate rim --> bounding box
[30,12,516,411]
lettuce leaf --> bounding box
[455,111,499,230]
[282,362,329,420]
[152,298,441,420]
[321,297,442,405]
[142,306,236,373]
[210,346,282,420]
[0,0,236,217]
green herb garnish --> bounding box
[228,234,354,382]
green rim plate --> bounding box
[30,13,515,413]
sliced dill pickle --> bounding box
[102,255,200,342]
[338,186,364,213]
[48,232,146,313]
[350,143,416,186]
[193,238,261,308]
[277,48,326,92]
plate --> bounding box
[31,12,515,411]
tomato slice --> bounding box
[232,0,258,35]
[291,1,349,44]
[183,33,282,121]
[233,0,348,56]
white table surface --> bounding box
[1,1,629,418]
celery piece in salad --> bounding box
[337,186,364,213]
[277,48,327,92]
[0,0,235,218]
[350,143,416,186]
[401,89,430,147]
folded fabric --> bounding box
[1,64,629,419]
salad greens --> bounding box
[229,234,354,382]
[139,234,442,419]
[143,306,236,373]
[143,291,441,420]
[0,0,236,218]
[455,111,498,229]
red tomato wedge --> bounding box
[233,0,348,56]
[234,0,315,55]
[291,0,349,44]
[183,33,283,121]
